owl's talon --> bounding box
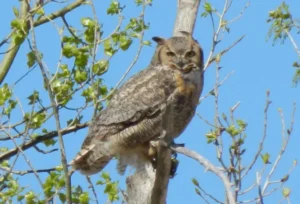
[170,142,185,148]
[170,157,179,178]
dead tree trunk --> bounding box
[125,1,201,203]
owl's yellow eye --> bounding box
[166,51,176,57]
[186,51,195,58]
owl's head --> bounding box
[150,31,203,72]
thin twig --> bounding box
[200,70,234,102]
[285,30,300,57]
[86,176,99,204]
[261,103,296,195]
[0,166,57,175]
[242,91,271,179]
[225,2,250,25]
[197,184,224,204]
[206,36,245,69]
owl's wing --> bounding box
[97,66,173,126]
[71,66,175,175]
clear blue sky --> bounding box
[1,0,299,203]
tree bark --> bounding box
[125,1,201,203]
[173,0,201,36]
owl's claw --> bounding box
[170,154,179,178]
[148,140,182,178]
[170,142,185,148]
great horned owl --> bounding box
[70,32,204,175]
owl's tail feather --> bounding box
[70,143,112,175]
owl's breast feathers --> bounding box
[163,65,203,137]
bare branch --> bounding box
[171,145,236,204]
[0,123,88,162]
[0,166,57,175]
[33,0,87,27]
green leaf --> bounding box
[226,125,240,137]
[292,62,300,67]
[135,0,143,5]
[119,36,132,51]
[261,153,271,164]
[281,175,289,182]
[62,44,79,58]
[11,19,22,30]
[13,7,19,17]
[292,68,300,86]
[107,1,120,15]
[103,39,117,56]
[282,187,291,198]
[111,33,120,43]
[67,116,82,126]
[43,139,56,147]
[205,131,217,143]
[143,40,151,46]
[79,192,89,204]
[36,7,45,15]
[12,32,26,45]
[75,53,89,68]
[236,119,247,129]
[92,60,109,75]
[192,178,199,187]
[58,193,66,203]
[82,87,94,102]
[25,112,47,129]
[3,99,17,116]
[204,2,213,13]
[27,91,40,105]
[195,188,201,196]
[96,180,105,185]
[74,70,88,84]
[17,195,24,201]
[0,84,12,106]
[27,51,36,68]
[81,17,95,28]
[25,191,36,204]
[101,172,111,181]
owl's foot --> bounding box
[170,153,179,178]
[168,142,184,178]
[147,140,182,178]
[169,141,185,148]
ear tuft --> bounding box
[152,36,166,45]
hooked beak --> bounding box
[175,58,185,69]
